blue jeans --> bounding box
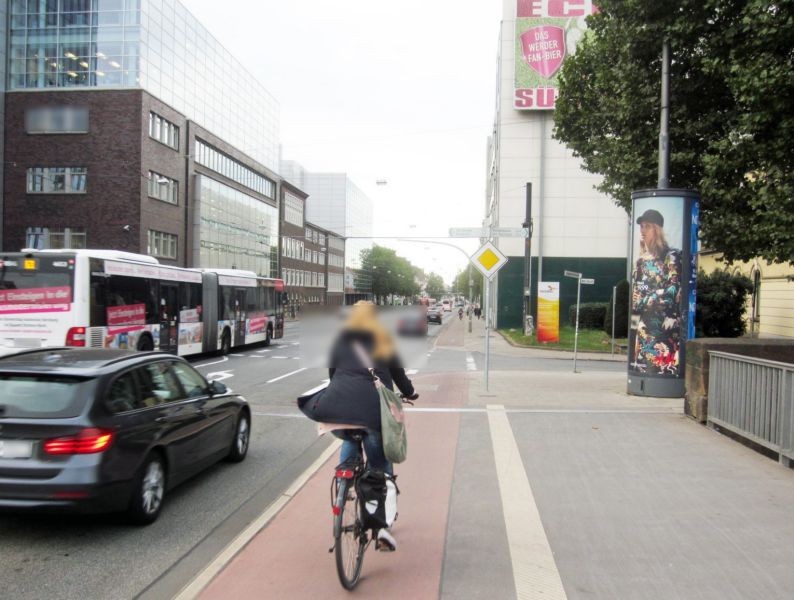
[335,428,393,476]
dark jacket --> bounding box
[297,330,415,430]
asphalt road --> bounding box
[0,310,622,599]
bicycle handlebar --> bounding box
[399,393,418,406]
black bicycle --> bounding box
[329,397,414,590]
[330,447,369,590]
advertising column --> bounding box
[627,189,699,398]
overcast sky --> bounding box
[182,0,503,284]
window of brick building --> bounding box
[27,167,87,194]
[149,112,179,150]
[25,226,86,249]
[148,229,178,259]
[148,171,178,204]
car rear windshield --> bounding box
[0,375,91,419]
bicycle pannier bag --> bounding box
[356,470,398,530]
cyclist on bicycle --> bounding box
[298,301,418,551]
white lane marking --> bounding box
[256,349,271,353]
[271,356,289,359]
[193,356,229,368]
[298,379,330,397]
[406,369,418,375]
[466,353,477,371]
[172,439,342,600]
[487,404,568,600]
[404,407,683,414]
[266,367,307,384]
[205,370,234,382]
[253,412,304,419]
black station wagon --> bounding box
[0,348,250,524]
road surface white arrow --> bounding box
[205,370,235,382]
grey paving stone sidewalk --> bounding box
[443,316,794,599]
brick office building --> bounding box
[3,90,281,277]
[280,182,345,312]
[325,232,345,306]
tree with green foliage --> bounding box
[425,273,446,299]
[696,270,753,337]
[359,245,420,301]
[453,267,483,302]
[554,0,794,263]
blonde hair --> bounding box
[344,301,394,360]
[641,222,670,259]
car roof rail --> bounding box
[0,346,74,361]
[101,350,169,368]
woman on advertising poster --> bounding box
[631,209,682,376]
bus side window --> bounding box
[264,287,273,312]
[220,287,233,320]
[246,287,258,313]
[90,275,108,327]
[180,282,201,312]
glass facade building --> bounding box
[9,0,280,171]
[195,175,279,277]
[0,0,7,250]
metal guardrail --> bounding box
[708,351,794,466]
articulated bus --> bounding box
[0,249,285,356]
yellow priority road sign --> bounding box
[470,242,508,279]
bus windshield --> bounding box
[0,256,75,311]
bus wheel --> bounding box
[220,330,231,355]
[137,335,154,352]
[263,327,272,347]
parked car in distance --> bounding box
[397,308,428,336]
[427,307,443,324]
[0,348,251,524]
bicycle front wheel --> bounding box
[334,477,366,590]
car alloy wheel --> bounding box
[141,460,165,515]
[227,412,250,463]
[127,453,166,525]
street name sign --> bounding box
[471,242,508,279]
[564,270,581,278]
[449,227,487,238]
[581,278,595,285]
[449,227,530,238]
[491,227,529,238]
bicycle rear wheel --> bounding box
[334,477,366,589]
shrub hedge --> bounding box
[568,302,608,329]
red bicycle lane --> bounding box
[199,371,466,599]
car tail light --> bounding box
[65,327,87,347]
[44,428,114,455]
